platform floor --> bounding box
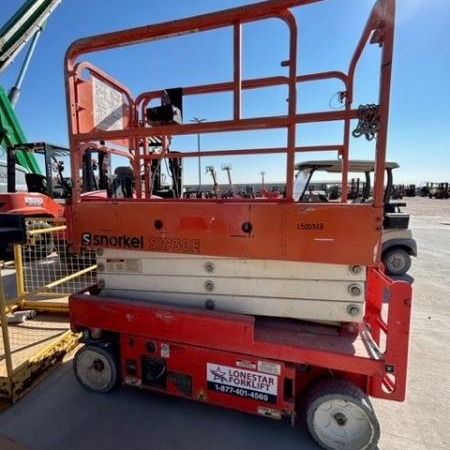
[0,315,69,377]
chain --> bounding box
[352,104,380,141]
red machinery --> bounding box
[65,1,411,449]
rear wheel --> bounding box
[73,345,118,393]
[306,378,380,450]
[383,247,411,276]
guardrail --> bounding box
[0,218,96,403]
[15,217,96,312]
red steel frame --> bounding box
[65,0,412,421]
[70,267,411,418]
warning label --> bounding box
[25,197,44,206]
[206,363,278,404]
[92,76,124,131]
[106,258,142,273]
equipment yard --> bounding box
[0,1,448,449]
[0,196,448,450]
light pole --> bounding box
[206,165,219,197]
[221,164,233,187]
[260,171,266,191]
[190,117,207,190]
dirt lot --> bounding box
[0,196,449,450]
[372,196,450,450]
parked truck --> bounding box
[294,160,417,276]
[63,1,412,449]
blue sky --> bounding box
[1,0,449,186]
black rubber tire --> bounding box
[383,247,411,276]
[73,345,118,393]
[306,378,380,450]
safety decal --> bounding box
[25,197,44,206]
[105,258,142,273]
[257,360,281,375]
[236,360,257,370]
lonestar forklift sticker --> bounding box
[207,363,278,404]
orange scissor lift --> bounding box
[65,1,411,448]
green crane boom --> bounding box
[0,85,41,172]
[0,0,62,173]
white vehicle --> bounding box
[294,160,417,276]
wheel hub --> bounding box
[93,358,105,372]
[333,411,348,426]
[391,256,405,269]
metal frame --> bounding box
[63,0,396,268]
[64,0,411,436]
[0,261,78,403]
[65,0,391,201]
[70,266,411,414]
[7,141,70,198]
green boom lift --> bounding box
[0,0,62,173]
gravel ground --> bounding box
[373,196,450,450]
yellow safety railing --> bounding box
[0,218,95,403]
[15,218,96,312]
[0,268,14,390]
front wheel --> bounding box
[382,247,411,276]
[73,345,118,393]
[306,378,380,450]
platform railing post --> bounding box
[14,243,26,307]
[0,265,14,398]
